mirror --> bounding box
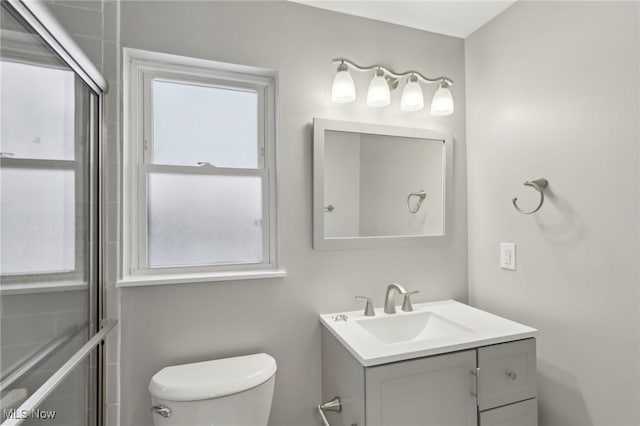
[313,118,452,249]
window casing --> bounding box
[122,49,281,285]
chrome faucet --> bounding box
[384,283,408,314]
[355,296,375,316]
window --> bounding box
[121,49,283,286]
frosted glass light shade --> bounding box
[430,82,454,116]
[367,71,390,107]
[331,69,356,103]
[400,77,424,111]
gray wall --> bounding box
[466,2,639,426]
[118,2,467,425]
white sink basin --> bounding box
[320,300,538,366]
[356,311,471,344]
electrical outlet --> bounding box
[500,243,516,270]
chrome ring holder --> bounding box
[407,190,426,214]
[317,396,342,426]
[512,178,548,214]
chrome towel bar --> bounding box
[1,319,117,426]
[0,324,84,392]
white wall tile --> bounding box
[45,3,103,38]
[103,41,118,79]
[106,202,119,244]
[106,363,120,404]
[104,82,119,123]
[54,0,103,12]
[73,35,103,71]
[103,1,118,42]
[106,242,119,284]
[105,403,120,426]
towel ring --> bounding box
[407,190,426,214]
[512,178,548,214]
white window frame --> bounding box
[119,48,284,287]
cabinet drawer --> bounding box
[478,338,536,410]
[479,398,537,426]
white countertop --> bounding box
[320,299,538,367]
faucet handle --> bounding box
[401,290,420,312]
[355,296,375,317]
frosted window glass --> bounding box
[152,80,258,168]
[0,168,75,274]
[0,61,75,160]
[148,173,263,267]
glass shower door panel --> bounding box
[0,4,98,426]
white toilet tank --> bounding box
[149,353,277,426]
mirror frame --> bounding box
[313,118,453,249]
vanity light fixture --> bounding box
[330,58,454,116]
[331,61,356,103]
[400,74,424,112]
[367,68,391,107]
[430,81,454,116]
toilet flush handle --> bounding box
[151,405,171,418]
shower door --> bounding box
[0,1,112,426]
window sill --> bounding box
[115,268,287,288]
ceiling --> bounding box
[289,1,516,39]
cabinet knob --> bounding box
[506,370,518,380]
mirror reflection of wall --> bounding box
[323,130,444,239]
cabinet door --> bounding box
[480,398,537,426]
[365,350,477,426]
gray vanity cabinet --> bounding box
[321,328,537,426]
[365,350,477,426]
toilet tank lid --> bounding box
[148,353,277,401]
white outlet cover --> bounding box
[500,243,516,271]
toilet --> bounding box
[149,353,277,426]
